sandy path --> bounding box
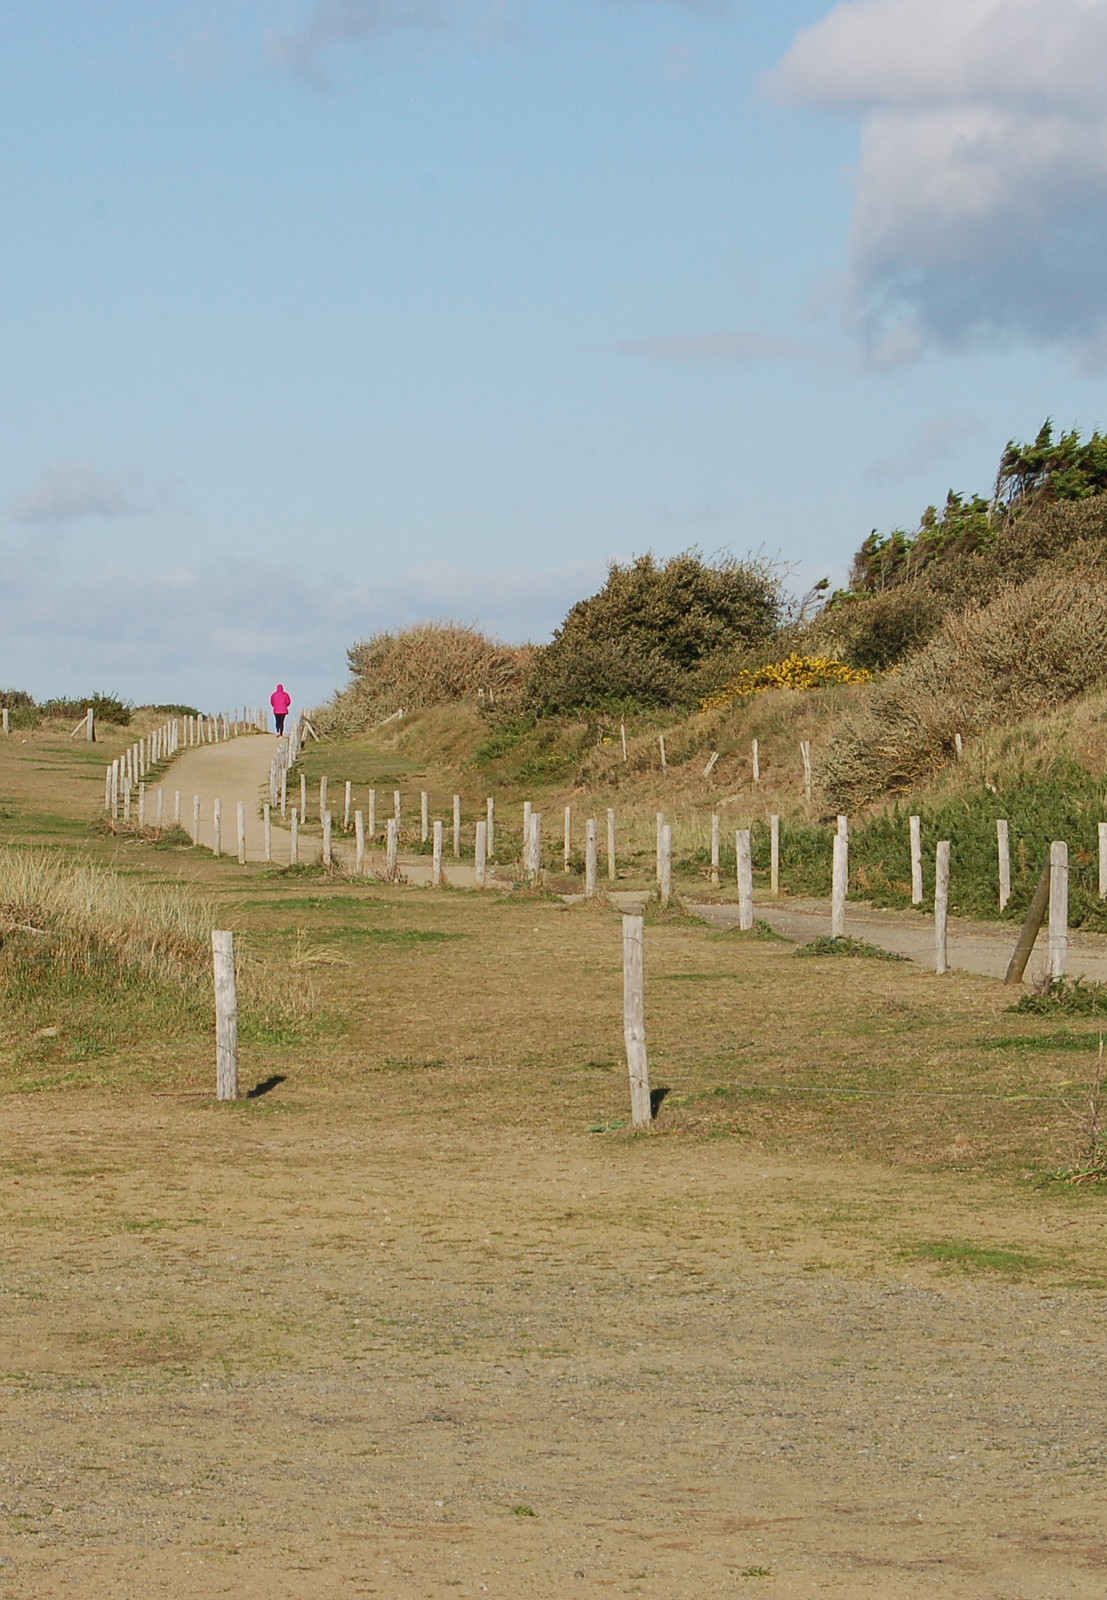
[157,735,486,885]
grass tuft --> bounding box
[793,936,907,961]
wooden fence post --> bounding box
[322,810,333,866]
[421,791,430,844]
[751,739,760,784]
[934,840,950,975]
[998,819,1011,911]
[607,808,616,883]
[453,795,461,857]
[623,916,651,1131]
[620,722,628,762]
[386,817,398,876]
[138,783,146,829]
[155,788,164,829]
[300,773,307,821]
[263,804,272,863]
[290,808,299,866]
[486,797,495,857]
[710,813,720,887]
[585,819,598,898]
[433,819,444,886]
[212,930,238,1102]
[174,790,181,826]
[393,790,402,826]
[1004,857,1051,984]
[910,815,923,905]
[1049,841,1068,981]
[736,829,754,931]
[212,798,222,856]
[1,709,9,735]
[703,750,720,779]
[319,776,328,824]
[87,707,95,742]
[475,818,488,887]
[563,805,572,871]
[522,801,532,860]
[831,832,848,938]
[368,788,377,837]
[770,814,780,895]
[344,781,352,831]
[659,824,673,906]
[191,794,200,840]
[800,741,813,802]
[355,811,365,874]
[955,732,964,761]
[237,801,246,865]
[658,735,668,773]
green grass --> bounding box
[794,936,907,961]
[1012,979,1107,1016]
[900,1239,1042,1274]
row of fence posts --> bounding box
[103,711,264,822]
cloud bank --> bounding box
[773,0,1107,362]
[7,461,144,526]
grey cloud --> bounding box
[772,0,1107,361]
[7,461,145,526]
[866,415,984,482]
[612,331,817,362]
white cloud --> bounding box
[267,0,447,81]
[866,415,984,482]
[772,0,1107,360]
[7,461,146,526]
[612,331,816,362]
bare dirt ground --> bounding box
[2,730,1107,1597]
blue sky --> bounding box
[2,0,1104,709]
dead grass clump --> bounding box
[319,623,531,735]
[820,571,1107,809]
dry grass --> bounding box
[819,570,1107,810]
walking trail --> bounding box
[160,737,1107,985]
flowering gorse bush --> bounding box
[701,654,870,711]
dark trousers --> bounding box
[274,712,287,734]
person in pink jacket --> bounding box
[270,683,292,735]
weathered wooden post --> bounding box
[393,790,402,825]
[522,801,532,859]
[421,791,430,844]
[173,790,181,826]
[368,789,377,837]
[658,735,668,773]
[486,796,495,857]
[433,820,444,886]
[263,804,272,863]
[344,781,352,831]
[770,814,780,895]
[1049,840,1068,981]
[659,824,673,906]
[736,828,754,931]
[563,805,572,871]
[386,816,398,876]
[530,813,542,882]
[212,799,222,857]
[319,776,329,824]
[751,739,760,784]
[355,811,365,874]
[300,773,307,821]
[831,831,848,938]
[237,801,247,865]
[290,808,300,866]
[138,783,147,829]
[954,732,964,761]
[800,740,813,802]
[585,818,598,898]
[998,819,1011,911]
[711,813,720,887]
[453,795,461,857]
[703,751,720,778]
[211,930,238,1101]
[620,722,628,762]
[2,708,9,735]
[607,808,616,882]
[934,840,950,975]
[322,810,333,867]
[910,815,923,904]
[623,915,652,1131]
[192,794,200,840]
[86,706,95,742]
[474,819,488,887]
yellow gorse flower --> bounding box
[701,653,870,711]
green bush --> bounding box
[525,551,781,714]
[38,694,132,726]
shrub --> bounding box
[318,623,530,735]
[819,570,1107,809]
[38,693,132,726]
[700,653,869,710]
[524,551,782,713]
[809,587,948,671]
[0,688,34,710]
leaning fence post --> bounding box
[910,815,923,905]
[433,819,444,886]
[736,828,754,931]
[658,735,667,773]
[355,810,365,874]
[474,819,488,887]
[212,930,239,1102]
[585,818,598,898]
[800,740,813,802]
[1049,841,1068,981]
[934,840,950,975]
[659,824,673,906]
[1005,857,1051,984]
[831,831,848,938]
[607,808,617,882]
[710,813,720,887]
[998,819,1011,911]
[237,801,246,865]
[623,915,652,1131]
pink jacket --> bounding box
[270,685,291,714]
